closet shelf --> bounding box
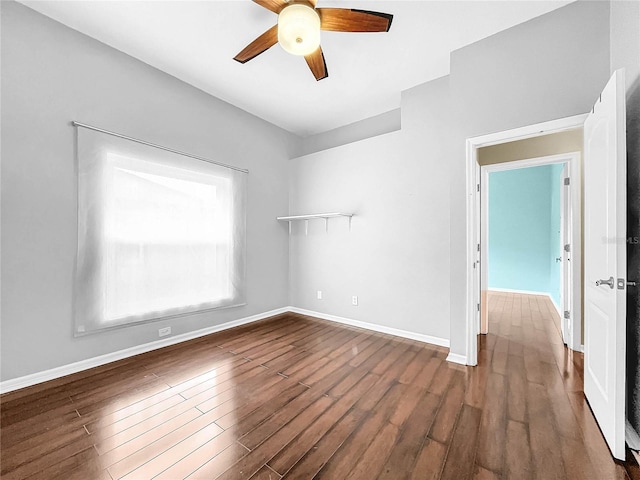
[277,213,354,235]
[276,212,353,221]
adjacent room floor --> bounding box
[0,293,631,479]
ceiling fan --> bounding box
[233,0,393,81]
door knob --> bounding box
[596,277,615,289]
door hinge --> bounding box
[477,184,480,192]
[564,244,570,253]
[564,311,570,319]
[564,177,570,186]
[477,243,480,252]
[477,303,480,312]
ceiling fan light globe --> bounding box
[278,4,321,56]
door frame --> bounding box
[479,152,581,348]
[464,114,588,366]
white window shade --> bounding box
[75,127,247,335]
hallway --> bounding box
[480,291,627,478]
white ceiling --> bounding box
[19,0,573,137]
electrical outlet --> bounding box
[352,296,358,306]
[158,327,171,337]
[317,290,322,300]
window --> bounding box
[74,126,246,335]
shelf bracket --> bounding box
[276,213,355,236]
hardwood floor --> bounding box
[0,293,630,479]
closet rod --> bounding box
[72,121,249,173]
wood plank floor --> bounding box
[0,292,630,479]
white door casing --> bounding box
[474,165,481,340]
[560,163,571,344]
[480,170,489,336]
[583,69,627,460]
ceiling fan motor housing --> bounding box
[277,3,321,56]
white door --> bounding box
[559,163,571,345]
[583,69,627,460]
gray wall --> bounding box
[0,1,298,381]
[289,1,612,358]
[298,109,401,157]
[610,0,640,435]
[288,77,454,341]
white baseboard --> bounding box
[488,288,551,296]
[1,306,454,395]
[446,353,468,365]
[627,419,640,450]
[287,307,450,348]
[0,307,290,394]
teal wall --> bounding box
[488,164,563,308]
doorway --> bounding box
[479,154,578,348]
[464,114,587,366]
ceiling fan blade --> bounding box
[305,46,328,81]
[318,8,393,32]
[233,25,279,64]
[252,0,287,14]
